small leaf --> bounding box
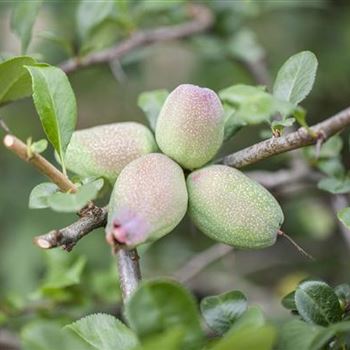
[138,89,169,131]
[125,279,203,350]
[47,179,104,212]
[29,182,59,209]
[295,281,343,326]
[76,0,117,42]
[318,175,350,194]
[31,139,48,154]
[66,314,138,350]
[25,65,77,172]
[319,135,343,158]
[200,290,247,335]
[337,207,350,229]
[317,158,345,177]
[0,56,36,106]
[273,51,318,105]
[219,84,297,125]
[293,106,309,129]
[281,291,297,310]
[271,117,295,133]
[10,1,43,53]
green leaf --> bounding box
[277,320,333,350]
[211,325,276,350]
[47,179,104,212]
[29,182,59,209]
[31,139,48,154]
[25,65,77,172]
[273,51,318,105]
[295,281,343,326]
[125,279,203,350]
[318,175,350,194]
[200,290,247,335]
[10,1,43,53]
[40,250,86,292]
[281,291,296,310]
[22,321,93,350]
[76,0,117,42]
[293,106,308,128]
[0,56,36,106]
[337,207,350,229]
[317,158,345,177]
[219,84,297,125]
[138,90,169,131]
[271,117,295,133]
[66,314,139,350]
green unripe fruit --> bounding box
[187,165,284,249]
[64,122,157,184]
[106,153,188,248]
[155,84,225,170]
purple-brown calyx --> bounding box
[106,209,149,247]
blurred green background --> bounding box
[1,0,350,337]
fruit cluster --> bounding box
[65,84,284,249]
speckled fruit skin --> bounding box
[155,84,225,170]
[187,165,284,249]
[64,122,157,184]
[106,153,188,248]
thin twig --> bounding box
[34,206,108,251]
[3,134,76,193]
[174,244,233,283]
[246,167,320,189]
[60,4,213,74]
[223,106,350,168]
[0,329,20,350]
[2,133,140,301]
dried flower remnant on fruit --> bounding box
[106,153,188,247]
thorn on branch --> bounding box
[0,119,11,134]
[315,129,327,159]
